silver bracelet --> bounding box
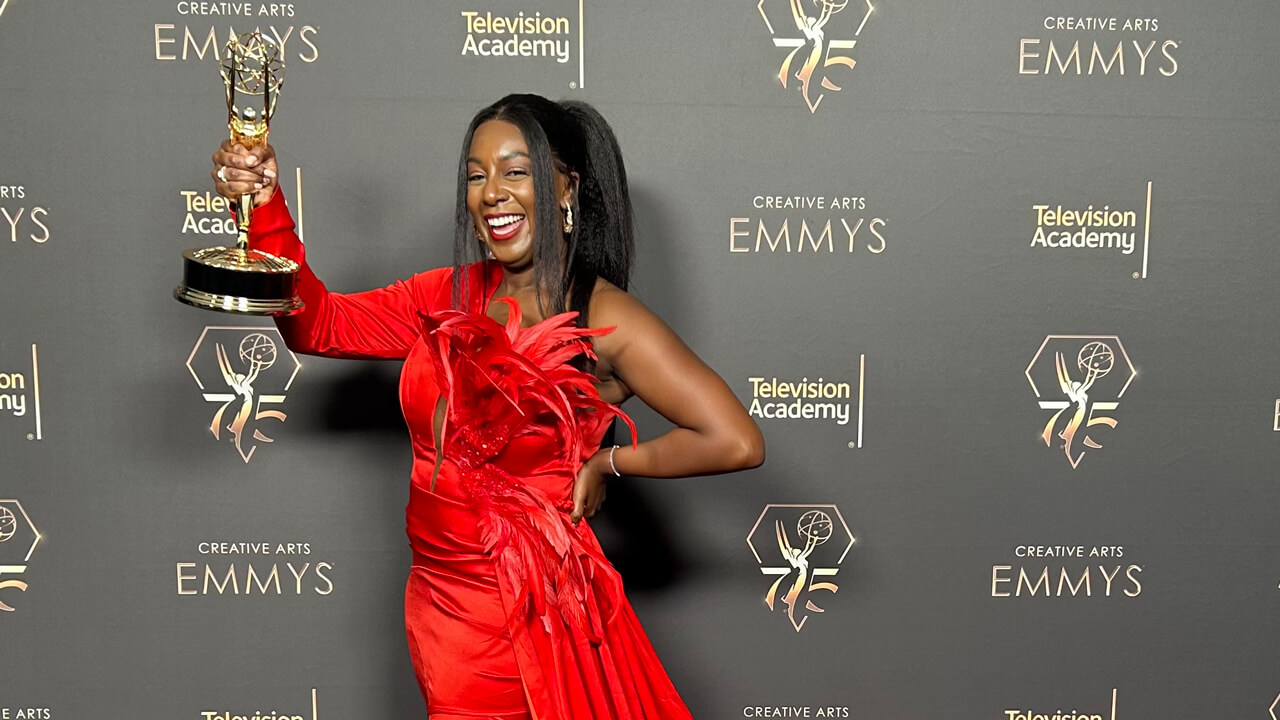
[608,444,622,477]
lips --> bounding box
[485,213,526,242]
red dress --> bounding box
[248,191,695,720]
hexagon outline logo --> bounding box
[0,498,43,612]
[1025,335,1137,469]
[747,503,855,631]
[186,325,302,463]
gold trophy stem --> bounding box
[237,192,253,250]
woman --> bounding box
[211,94,765,719]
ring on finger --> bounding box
[216,166,228,182]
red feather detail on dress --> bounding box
[419,299,637,644]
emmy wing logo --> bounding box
[747,504,854,631]
[757,0,874,113]
[186,327,300,463]
[0,499,42,612]
[1026,336,1136,469]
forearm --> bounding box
[245,189,432,360]
[593,425,764,479]
[243,189,330,355]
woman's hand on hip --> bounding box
[570,451,610,524]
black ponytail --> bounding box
[560,100,634,319]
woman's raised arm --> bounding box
[211,140,445,360]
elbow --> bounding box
[275,320,317,356]
[730,426,766,470]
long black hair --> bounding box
[450,94,634,327]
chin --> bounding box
[494,254,535,271]
[490,239,535,266]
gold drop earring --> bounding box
[563,205,574,234]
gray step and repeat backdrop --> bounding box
[3,1,1280,718]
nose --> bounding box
[482,175,504,205]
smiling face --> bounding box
[466,119,574,271]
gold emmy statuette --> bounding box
[174,31,303,316]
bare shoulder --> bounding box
[586,277,694,368]
[586,278,668,336]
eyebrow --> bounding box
[467,150,531,164]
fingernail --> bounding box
[263,169,276,178]
[254,182,263,189]
[247,156,258,165]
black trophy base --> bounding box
[174,246,304,316]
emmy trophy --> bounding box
[174,31,303,315]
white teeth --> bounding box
[486,215,523,228]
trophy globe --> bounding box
[174,31,303,316]
[1078,341,1115,381]
[239,332,278,371]
[798,510,833,547]
[0,506,16,543]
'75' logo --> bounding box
[186,327,300,463]
[758,0,874,113]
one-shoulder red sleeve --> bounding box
[246,189,450,360]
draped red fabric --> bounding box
[249,191,695,720]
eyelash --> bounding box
[469,169,529,183]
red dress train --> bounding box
[248,191,695,720]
